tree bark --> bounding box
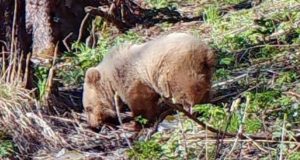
[26,0,56,58]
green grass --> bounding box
[203,5,221,25]
[145,0,177,9]
[113,31,143,45]
[0,133,14,158]
[0,140,14,158]
[289,152,300,160]
[34,66,50,100]
[127,139,162,159]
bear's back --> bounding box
[133,32,210,79]
[132,33,214,99]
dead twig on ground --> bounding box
[284,91,300,99]
[213,73,249,88]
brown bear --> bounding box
[82,32,216,128]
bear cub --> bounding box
[83,32,216,128]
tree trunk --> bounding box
[26,0,56,58]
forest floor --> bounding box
[1,0,300,159]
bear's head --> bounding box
[82,67,116,128]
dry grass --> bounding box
[0,44,131,159]
[0,79,134,158]
[0,82,65,154]
[0,52,131,157]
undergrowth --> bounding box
[0,133,14,158]
[127,0,300,159]
[0,139,14,158]
[5,0,298,159]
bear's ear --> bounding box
[85,67,101,84]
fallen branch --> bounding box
[162,98,286,141]
[284,91,300,99]
[85,6,130,32]
[114,92,132,149]
[211,92,238,103]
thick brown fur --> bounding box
[82,33,216,128]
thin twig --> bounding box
[284,91,300,99]
[0,40,8,50]
[10,41,17,83]
[114,92,132,149]
[1,48,6,78]
[63,32,73,52]
[44,115,76,124]
[22,52,31,87]
[9,0,17,58]
[212,73,248,88]
[6,0,18,83]
[188,138,300,144]
[211,92,238,103]
[243,135,268,153]
[16,52,23,86]
[233,44,300,53]
[279,114,287,160]
[77,13,90,42]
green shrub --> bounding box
[127,140,162,159]
[276,71,298,84]
[244,117,262,133]
[34,66,50,100]
[289,152,300,160]
[0,140,14,158]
